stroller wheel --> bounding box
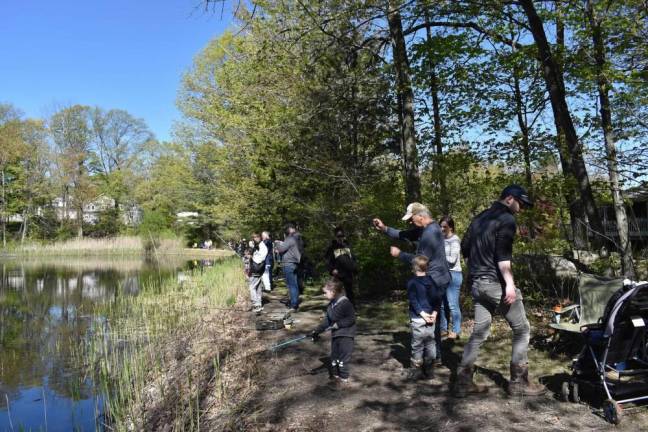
[603,399,622,425]
[561,381,570,402]
[569,382,580,403]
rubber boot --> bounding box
[508,362,547,396]
[452,365,488,398]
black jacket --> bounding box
[324,240,357,279]
[314,296,356,338]
[461,201,516,282]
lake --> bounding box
[0,257,212,431]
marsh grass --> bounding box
[74,256,245,430]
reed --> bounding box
[74,256,245,430]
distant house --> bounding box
[601,186,648,241]
[48,195,142,226]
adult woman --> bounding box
[439,216,463,339]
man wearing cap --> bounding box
[373,203,450,291]
[452,184,545,397]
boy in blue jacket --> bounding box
[407,255,442,378]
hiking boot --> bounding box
[440,330,449,339]
[447,331,458,340]
[403,359,424,381]
[452,365,489,398]
[423,361,435,378]
[508,362,547,396]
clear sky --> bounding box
[1,0,233,142]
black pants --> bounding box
[331,336,354,379]
[338,275,356,306]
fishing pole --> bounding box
[268,326,332,352]
[212,230,243,258]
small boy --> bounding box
[311,278,357,386]
[407,255,442,379]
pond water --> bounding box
[0,257,212,431]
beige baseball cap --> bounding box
[401,202,429,220]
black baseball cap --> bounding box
[500,184,533,208]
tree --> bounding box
[90,107,153,210]
[0,104,27,248]
[49,105,96,238]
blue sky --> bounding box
[1,0,233,141]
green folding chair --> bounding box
[550,273,624,334]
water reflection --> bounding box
[0,257,189,431]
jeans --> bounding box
[283,263,300,308]
[248,275,263,308]
[411,319,436,365]
[440,270,463,334]
[459,278,531,368]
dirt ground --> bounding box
[236,282,648,432]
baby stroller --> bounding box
[561,280,648,424]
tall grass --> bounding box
[75,256,245,430]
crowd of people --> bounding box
[240,184,546,395]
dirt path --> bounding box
[239,283,648,431]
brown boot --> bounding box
[508,363,547,396]
[452,365,489,398]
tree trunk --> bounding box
[1,169,5,249]
[519,0,603,243]
[77,206,83,238]
[20,208,28,244]
[424,11,448,214]
[512,68,533,193]
[554,3,589,250]
[586,0,635,278]
[388,0,421,203]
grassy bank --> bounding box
[76,256,249,430]
[3,236,233,258]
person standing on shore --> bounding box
[452,185,546,397]
[275,224,302,311]
[324,227,358,306]
[373,203,450,363]
[439,216,463,340]
[261,231,274,292]
[249,233,268,313]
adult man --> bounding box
[275,223,302,311]
[373,203,450,365]
[261,231,274,292]
[373,203,450,294]
[452,184,545,397]
[324,227,358,305]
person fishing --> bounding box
[452,184,546,397]
[311,278,357,387]
[275,223,303,311]
[373,202,450,364]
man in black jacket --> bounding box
[324,227,358,305]
[453,185,545,397]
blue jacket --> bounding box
[407,275,442,320]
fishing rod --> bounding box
[212,230,243,258]
[268,326,332,352]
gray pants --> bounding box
[411,319,436,365]
[460,278,530,368]
[249,275,263,308]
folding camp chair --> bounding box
[549,274,623,352]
